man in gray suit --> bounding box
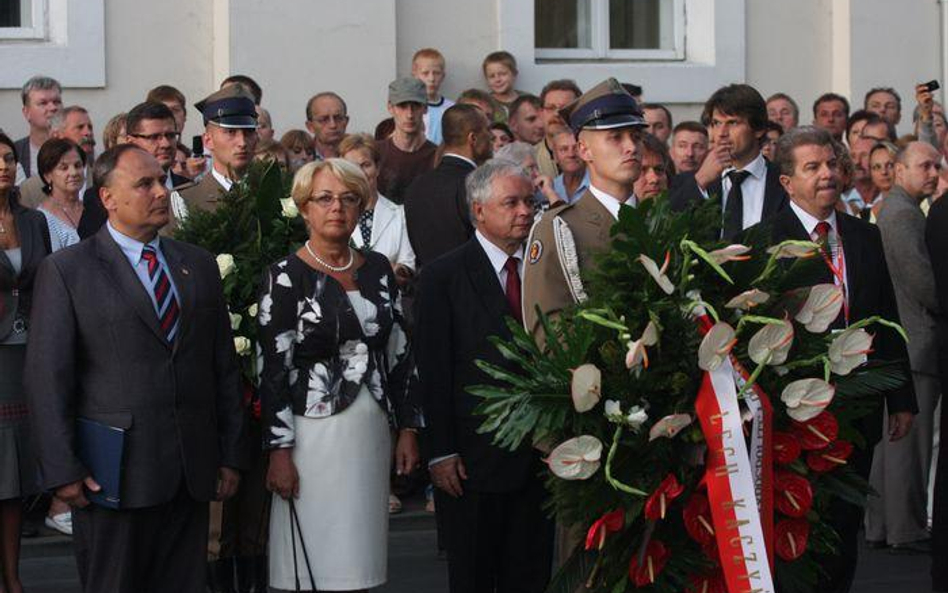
[25,144,247,592]
[869,141,943,550]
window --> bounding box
[0,0,46,40]
[535,0,684,61]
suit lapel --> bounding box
[837,214,864,314]
[370,199,396,247]
[160,239,195,354]
[94,228,169,348]
[464,240,509,331]
[761,163,788,220]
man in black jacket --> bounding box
[403,103,492,268]
[414,159,553,593]
[747,126,916,593]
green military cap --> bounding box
[195,85,258,129]
[560,77,647,134]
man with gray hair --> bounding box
[413,159,552,593]
[18,105,95,208]
[15,75,63,179]
[868,141,942,553]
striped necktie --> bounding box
[141,245,180,343]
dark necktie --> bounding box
[503,257,523,324]
[358,209,374,247]
[722,170,751,240]
[141,245,180,343]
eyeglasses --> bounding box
[307,191,361,209]
[311,114,349,125]
[129,132,180,143]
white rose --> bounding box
[247,303,259,318]
[280,197,299,218]
[229,312,242,331]
[233,336,251,356]
[217,254,236,278]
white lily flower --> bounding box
[747,320,794,366]
[546,435,603,480]
[570,364,602,413]
[638,251,675,295]
[216,253,235,278]
[649,413,693,441]
[766,242,819,259]
[697,322,737,371]
[828,328,874,375]
[795,284,844,333]
[781,378,835,421]
[725,289,771,310]
[709,244,752,264]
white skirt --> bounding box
[269,387,392,591]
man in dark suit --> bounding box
[404,103,492,268]
[414,159,553,593]
[14,75,63,179]
[669,84,788,240]
[747,126,916,593]
[25,144,246,593]
[78,101,191,239]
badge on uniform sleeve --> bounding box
[528,239,543,264]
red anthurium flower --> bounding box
[584,509,625,551]
[686,571,727,593]
[774,471,813,518]
[775,518,810,561]
[773,431,802,464]
[791,410,839,451]
[629,540,670,587]
[644,474,685,521]
[806,440,854,473]
[682,493,715,545]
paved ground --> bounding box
[18,510,933,592]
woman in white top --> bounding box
[36,138,86,252]
[340,134,416,281]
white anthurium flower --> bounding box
[233,336,251,356]
[638,251,675,295]
[648,413,693,441]
[766,242,819,259]
[229,312,242,331]
[709,244,752,264]
[280,197,299,218]
[795,284,844,333]
[546,435,603,480]
[828,328,874,375]
[216,253,235,278]
[697,322,737,371]
[780,378,835,422]
[570,363,602,413]
[725,289,771,310]
[641,320,659,346]
[624,321,659,371]
[747,320,795,366]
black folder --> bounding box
[76,418,126,509]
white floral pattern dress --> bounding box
[257,251,422,591]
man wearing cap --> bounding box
[522,78,646,340]
[179,86,259,214]
[377,77,438,205]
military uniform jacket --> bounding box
[178,171,227,215]
[521,189,615,340]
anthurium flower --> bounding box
[570,364,602,413]
[546,435,603,480]
[644,474,685,521]
[698,322,737,371]
[775,518,810,561]
[708,244,752,264]
[774,471,813,518]
[682,493,715,545]
[725,289,771,310]
[767,241,819,259]
[773,431,802,465]
[806,440,854,473]
[791,411,839,450]
[828,327,874,375]
[748,320,794,366]
[649,413,693,441]
[638,251,675,295]
[794,284,844,333]
[628,540,670,587]
[625,321,659,371]
[584,509,625,550]
[781,378,835,422]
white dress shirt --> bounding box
[788,201,847,288]
[720,152,768,230]
[589,184,636,219]
[211,167,234,192]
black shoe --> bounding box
[207,558,236,593]
[252,555,268,593]
[889,538,932,554]
[865,539,888,550]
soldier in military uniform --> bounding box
[522,78,648,339]
[179,85,259,215]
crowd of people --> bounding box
[0,44,947,593]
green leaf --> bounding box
[545,545,596,593]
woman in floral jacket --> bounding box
[258,158,423,591]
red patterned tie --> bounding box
[504,257,523,324]
[814,221,832,258]
[141,245,180,343]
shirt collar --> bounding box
[588,183,636,219]
[475,229,524,275]
[789,200,838,236]
[443,153,477,168]
[211,167,233,191]
[106,221,161,264]
[723,151,766,180]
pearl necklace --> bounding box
[305,241,354,272]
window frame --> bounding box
[0,0,47,40]
[535,0,686,62]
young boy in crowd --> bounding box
[482,51,522,121]
[412,48,455,145]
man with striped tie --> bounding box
[25,143,247,593]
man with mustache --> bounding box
[18,106,96,208]
[179,86,259,214]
